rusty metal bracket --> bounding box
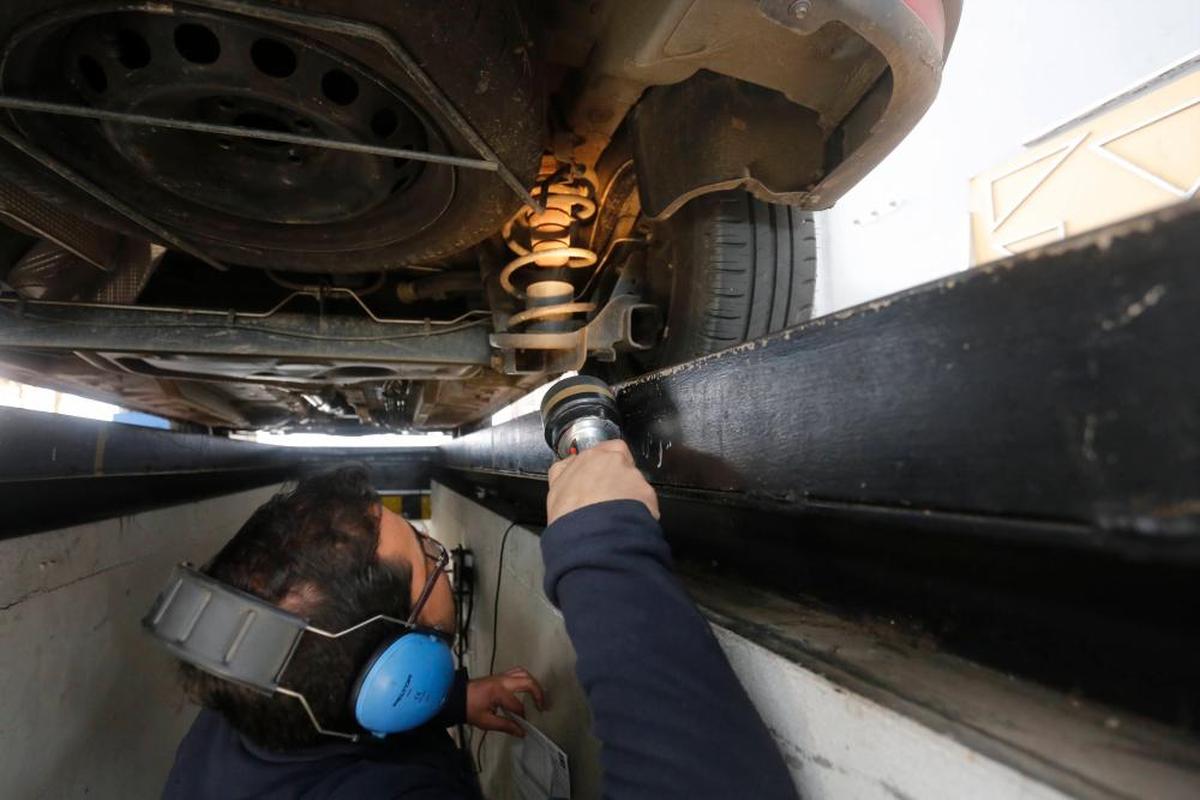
[0,181,119,271]
[631,72,825,219]
[0,122,232,272]
[490,293,659,374]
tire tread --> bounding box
[667,190,817,361]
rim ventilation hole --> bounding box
[250,38,296,78]
[116,29,151,70]
[393,155,410,169]
[321,69,359,105]
[370,108,398,139]
[174,23,220,64]
[78,55,107,92]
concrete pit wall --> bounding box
[0,485,279,799]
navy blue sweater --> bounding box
[164,500,797,799]
[541,501,797,799]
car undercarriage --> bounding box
[0,0,958,432]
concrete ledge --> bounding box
[693,573,1200,799]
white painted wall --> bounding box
[0,486,278,800]
[816,0,1200,313]
[429,483,605,800]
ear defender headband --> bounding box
[143,551,455,742]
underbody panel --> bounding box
[0,0,955,432]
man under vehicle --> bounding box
[154,444,797,799]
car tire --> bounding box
[607,190,817,378]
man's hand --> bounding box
[546,440,660,525]
[466,667,546,737]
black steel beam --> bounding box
[440,204,1200,731]
[442,201,1200,556]
[0,408,435,537]
[0,302,492,365]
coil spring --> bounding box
[500,167,598,330]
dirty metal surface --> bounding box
[442,201,1200,554]
[0,302,493,366]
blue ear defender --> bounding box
[143,563,458,743]
[351,630,456,737]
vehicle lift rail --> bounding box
[436,200,1200,760]
[442,201,1198,554]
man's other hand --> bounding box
[466,667,546,737]
[546,440,660,525]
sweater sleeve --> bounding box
[541,500,798,800]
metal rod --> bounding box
[275,687,360,742]
[0,123,231,272]
[0,96,498,171]
[0,299,495,361]
[305,614,412,640]
[0,291,491,326]
[193,0,543,211]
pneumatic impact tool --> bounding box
[540,375,623,459]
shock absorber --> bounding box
[500,163,598,332]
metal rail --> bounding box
[0,299,494,364]
[442,201,1200,556]
[0,406,434,537]
[0,290,492,327]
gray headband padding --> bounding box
[142,563,307,693]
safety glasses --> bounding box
[407,528,450,628]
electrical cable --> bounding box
[487,523,519,676]
[453,552,476,660]
[474,520,519,772]
[587,159,634,252]
[452,545,477,754]
[266,270,388,297]
[458,580,475,657]
[575,236,645,301]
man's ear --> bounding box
[376,505,419,565]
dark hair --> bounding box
[181,465,413,750]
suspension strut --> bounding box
[500,162,599,332]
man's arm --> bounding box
[541,442,798,800]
